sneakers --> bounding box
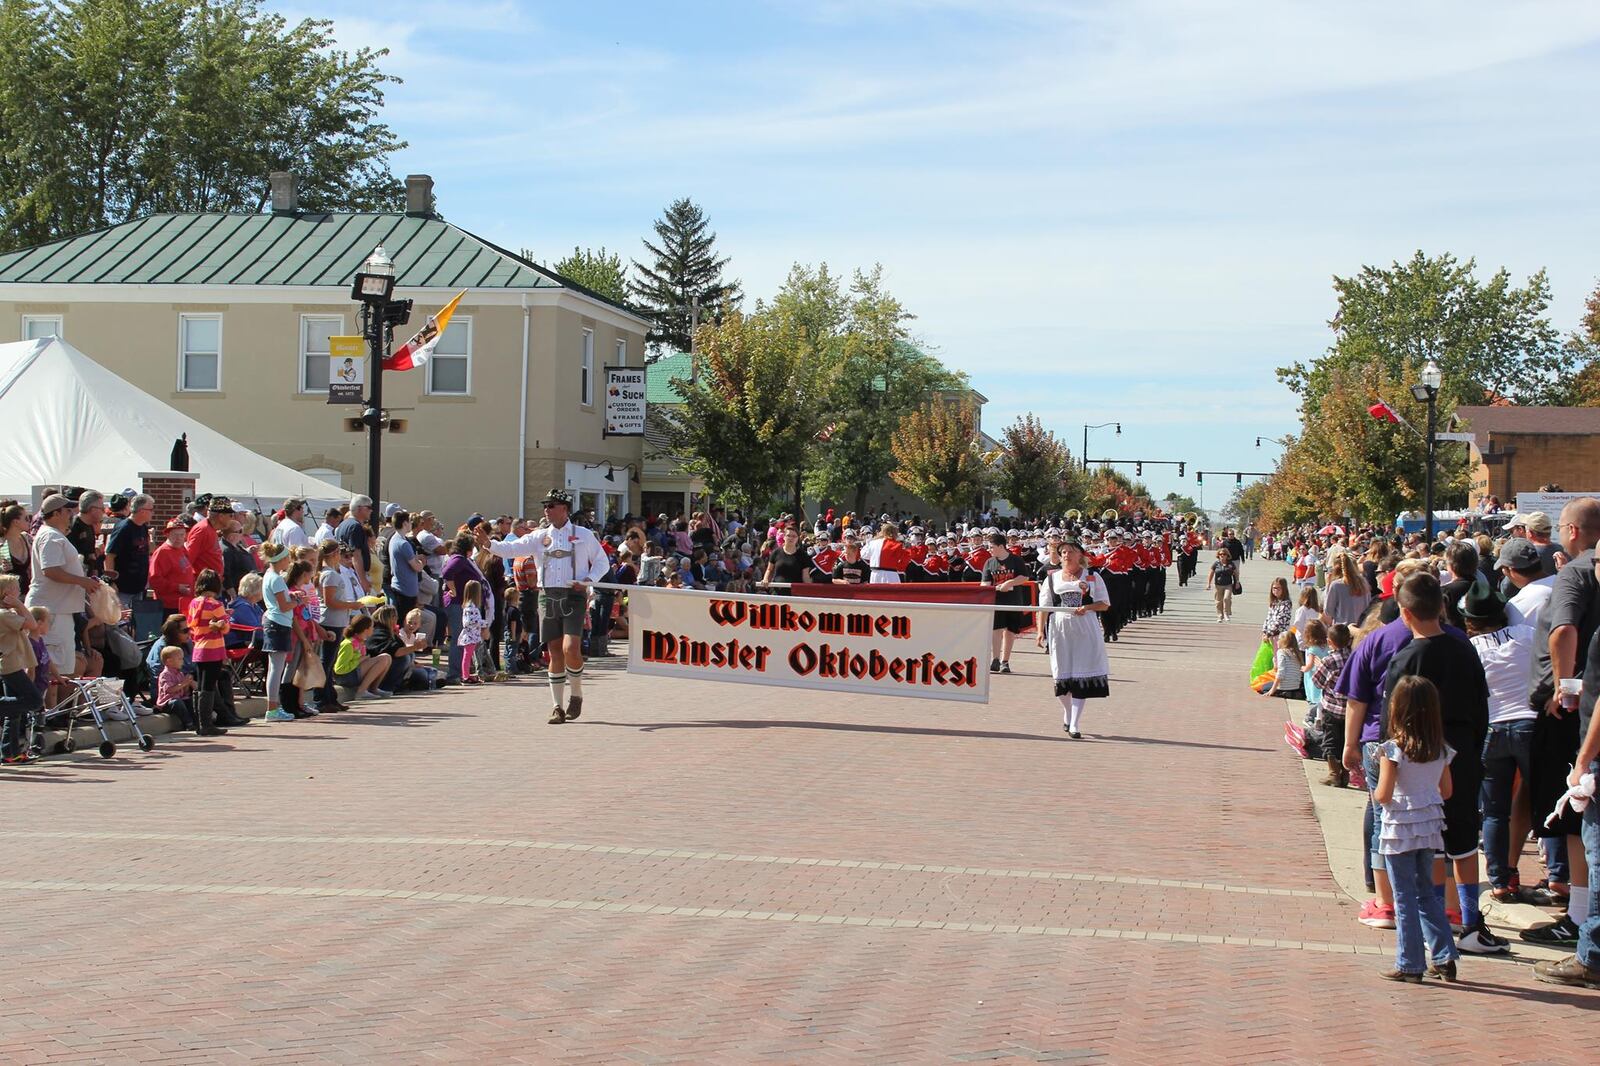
[998,661,1012,675]
[264,708,295,722]
[2,752,38,765]
[1532,955,1600,989]
[1457,921,1510,954]
[1358,899,1396,928]
[1526,880,1568,907]
[989,658,1002,672]
[1520,914,1580,945]
[1446,907,1463,935]
[373,689,394,699]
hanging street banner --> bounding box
[603,365,647,437]
[624,586,992,703]
[327,336,367,404]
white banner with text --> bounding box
[624,586,993,703]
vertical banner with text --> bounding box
[626,586,993,703]
[603,365,647,436]
[327,336,367,404]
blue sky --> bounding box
[288,0,1600,506]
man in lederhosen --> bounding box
[490,489,610,724]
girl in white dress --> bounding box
[1035,540,1111,739]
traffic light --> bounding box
[1196,471,1203,485]
[1236,472,1243,486]
[1135,461,1143,476]
[1178,462,1185,477]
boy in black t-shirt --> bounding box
[1382,572,1504,954]
[981,534,1032,673]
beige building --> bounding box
[0,174,650,526]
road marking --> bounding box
[0,877,1382,957]
[0,829,1340,901]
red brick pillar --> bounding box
[139,471,199,529]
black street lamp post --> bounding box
[1082,421,1120,470]
[350,246,410,508]
[1411,358,1443,543]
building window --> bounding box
[300,467,344,489]
[426,317,472,395]
[581,328,594,405]
[178,313,222,391]
[615,338,626,367]
[300,315,344,393]
[22,314,62,340]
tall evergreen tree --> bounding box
[629,197,741,353]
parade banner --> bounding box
[625,586,992,703]
[326,336,366,404]
[1516,492,1595,520]
[797,582,997,605]
[603,366,647,437]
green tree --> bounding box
[805,267,966,514]
[629,197,741,353]
[1161,493,1199,516]
[1226,482,1268,528]
[667,309,834,513]
[890,398,989,523]
[0,0,405,251]
[994,414,1073,519]
[1279,251,1571,413]
[550,246,629,306]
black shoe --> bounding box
[998,661,1011,674]
[1068,730,1082,740]
[216,715,250,727]
[989,658,1001,672]
[290,709,314,720]
[1520,915,1580,944]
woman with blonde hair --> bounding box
[1324,549,1372,626]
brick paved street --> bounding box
[3,564,1596,1064]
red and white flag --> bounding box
[1367,400,1401,424]
[382,291,465,372]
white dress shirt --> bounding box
[489,522,609,590]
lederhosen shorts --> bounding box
[538,587,586,643]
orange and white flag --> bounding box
[382,291,465,372]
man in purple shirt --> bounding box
[1337,601,1469,928]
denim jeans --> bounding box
[444,602,464,681]
[1578,759,1600,970]
[1385,848,1459,974]
[1363,741,1383,873]
[1480,719,1536,889]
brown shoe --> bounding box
[1426,960,1457,982]
[565,695,582,721]
[1533,955,1600,989]
[548,706,566,725]
[1378,968,1422,983]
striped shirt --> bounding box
[186,596,230,662]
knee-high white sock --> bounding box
[548,670,566,708]
[1058,694,1073,726]
[1069,697,1086,733]
[567,663,584,696]
[1571,885,1591,924]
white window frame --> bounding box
[177,313,223,392]
[22,314,63,341]
[615,337,626,368]
[299,314,345,395]
[581,328,595,406]
[425,315,473,397]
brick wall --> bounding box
[139,471,199,529]
[1485,433,1600,497]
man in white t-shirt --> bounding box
[1499,538,1555,630]
[26,494,100,671]
[273,498,311,548]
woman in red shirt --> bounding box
[148,519,195,617]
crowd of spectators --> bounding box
[1256,501,1600,990]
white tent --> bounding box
[0,337,350,514]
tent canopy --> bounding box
[0,337,351,513]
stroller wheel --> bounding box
[60,735,77,754]
[98,740,116,760]
[138,735,156,752]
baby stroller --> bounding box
[46,676,156,759]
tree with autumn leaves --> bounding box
[890,399,989,523]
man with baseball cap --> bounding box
[26,494,100,671]
[491,489,610,724]
[337,496,375,593]
[1521,511,1559,576]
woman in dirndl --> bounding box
[1037,539,1111,739]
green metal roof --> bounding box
[0,212,574,293]
[645,351,694,404]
